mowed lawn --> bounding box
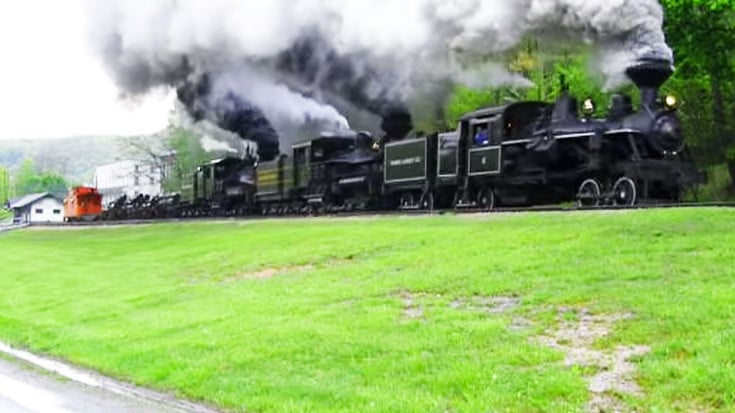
[0,209,734,412]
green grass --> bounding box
[0,209,734,412]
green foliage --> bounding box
[727,146,735,161]
[690,164,735,201]
[12,158,68,197]
[162,128,209,194]
[0,167,11,205]
[660,1,734,186]
[446,87,497,128]
[445,50,640,128]
[0,210,734,412]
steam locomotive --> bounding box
[104,58,705,219]
[379,57,705,210]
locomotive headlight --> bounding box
[664,94,678,110]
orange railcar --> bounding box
[64,187,103,222]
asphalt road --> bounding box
[0,356,194,413]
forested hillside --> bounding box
[0,136,125,184]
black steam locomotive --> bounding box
[391,58,704,210]
[104,58,705,219]
[250,58,704,213]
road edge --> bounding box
[0,341,222,413]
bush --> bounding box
[687,163,735,202]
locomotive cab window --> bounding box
[310,137,355,163]
[470,117,498,147]
[472,125,490,147]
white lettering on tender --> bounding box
[339,177,366,185]
[389,157,423,167]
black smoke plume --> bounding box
[85,0,673,155]
[177,74,280,161]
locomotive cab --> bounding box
[303,132,383,212]
[191,157,257,216]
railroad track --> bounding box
[23,201,735,229]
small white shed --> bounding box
[8,193,65,224]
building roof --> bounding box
[8,193,61,210]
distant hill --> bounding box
[0,136,134,185]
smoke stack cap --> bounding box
[625,58,674,90]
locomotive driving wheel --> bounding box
[612,177,638,206]
[419,192,434,210]
[399,193,415,209]
[476,187,496,211]
[577,179,602,207]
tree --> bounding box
[121,124,217,195]
[0,167,11,205]
[13,158,68,197]
[14,159,38,196]
[444,44,635,127]
[661,0,735,186]
[162,127,210,194]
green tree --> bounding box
[13,158,68,197]
[661,0,735,185]
[14,159,38,196]
[0,167,11,205]
[162,128,209,194]
[445,45,633,127]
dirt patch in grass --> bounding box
[450,295,520,314]
[225,258,357,283]
[398,291,428,321]
[397,292,520,321]
[537,308,650,413]
[226,264,315,282]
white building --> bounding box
[93,160,165,207]
[8,193,64,224]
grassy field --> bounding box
[0,209,733,412]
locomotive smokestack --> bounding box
[625,58,674,109]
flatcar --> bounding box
[103,156,257,220]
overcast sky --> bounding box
[0,0,174,141]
